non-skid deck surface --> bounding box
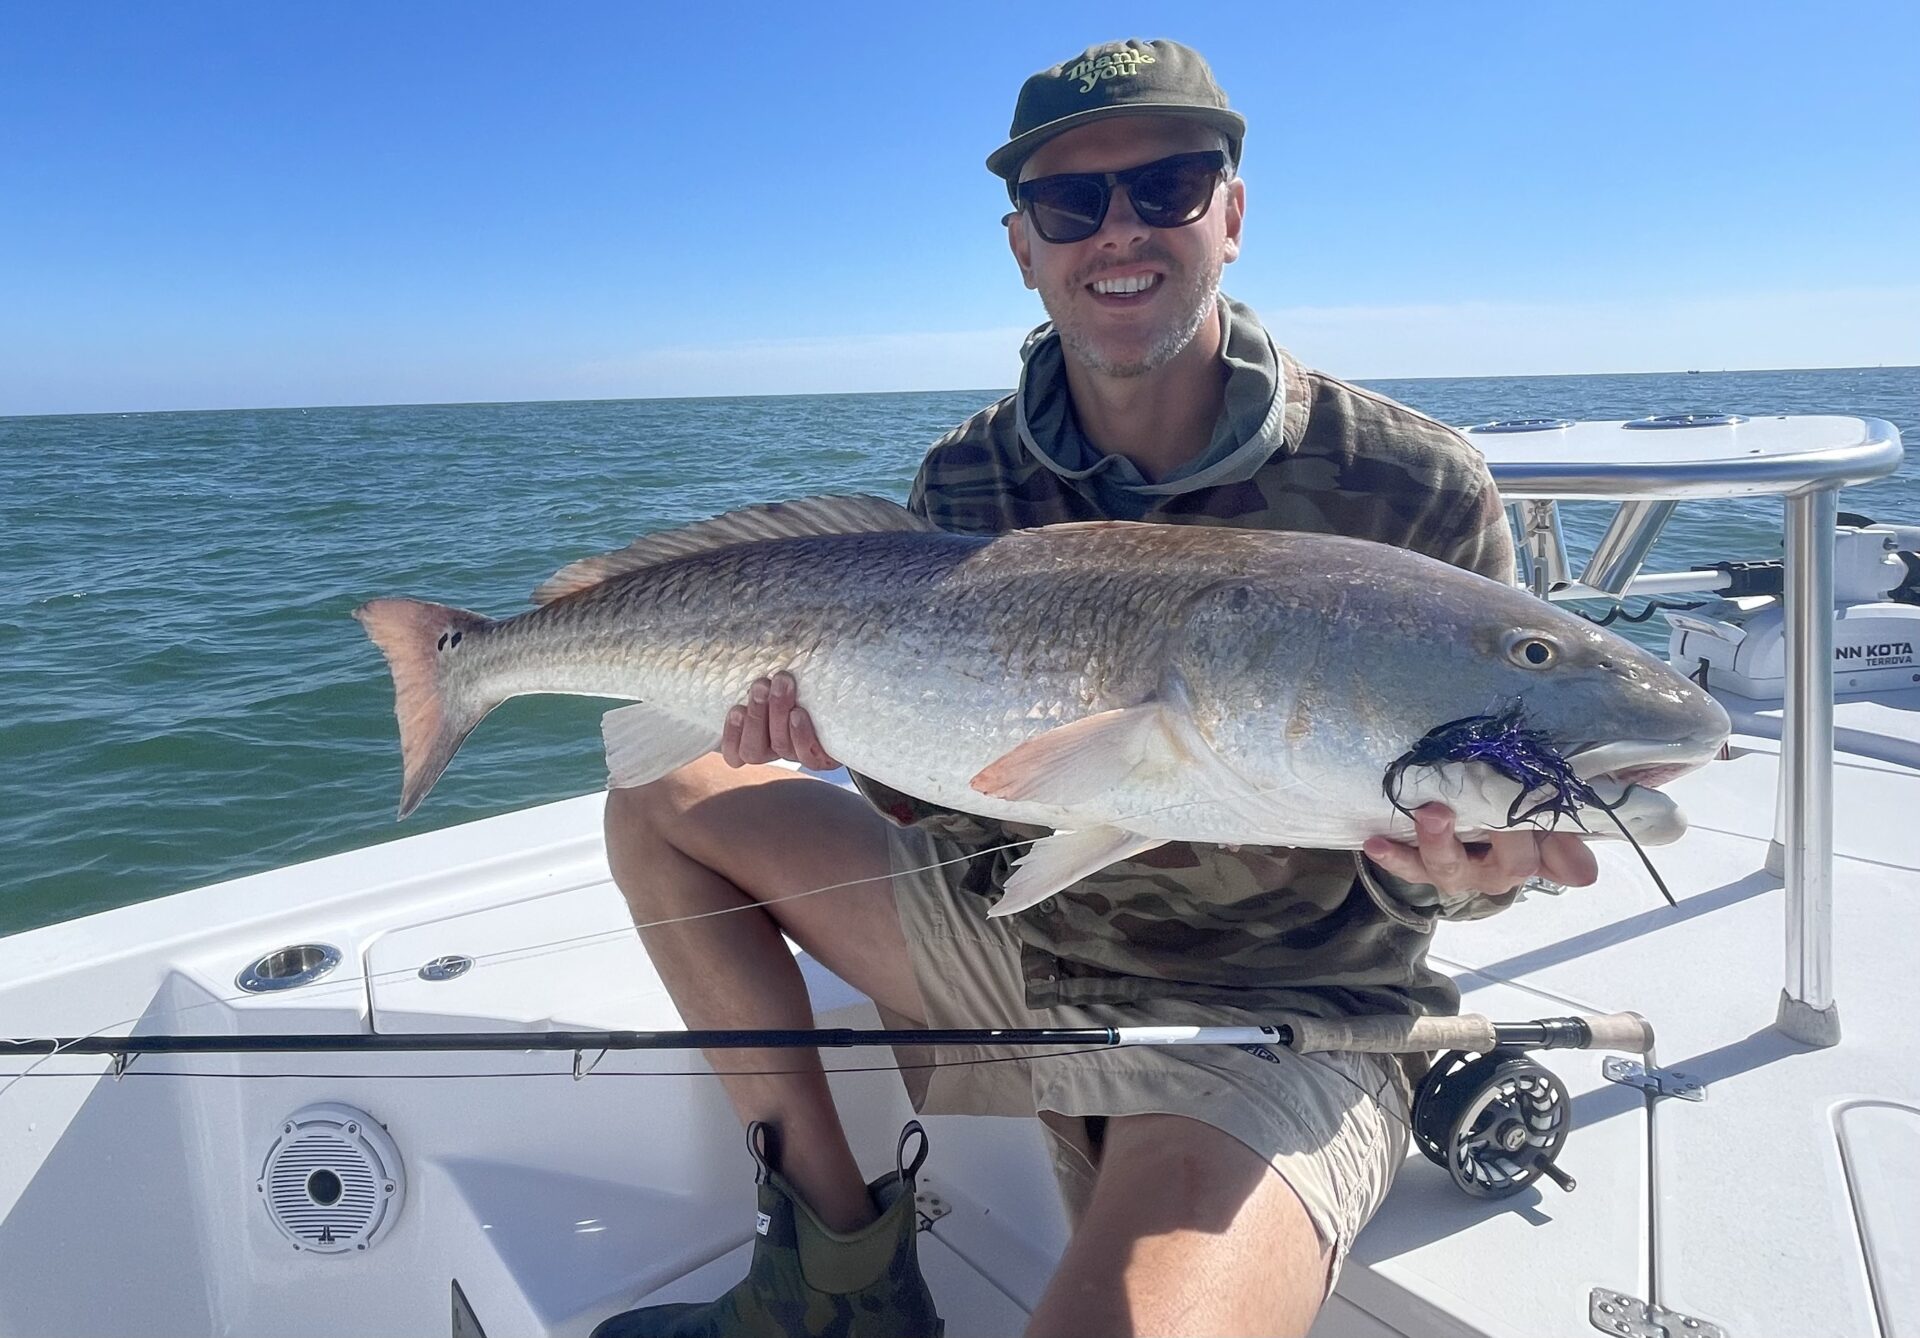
[1389,736,1920,1338]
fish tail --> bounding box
[352,598,499,818]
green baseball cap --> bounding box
[987,39,1245,195]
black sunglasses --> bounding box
[1013,149,1231,245]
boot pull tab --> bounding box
[896,1120,929,1182]
[747,1120,779,1185]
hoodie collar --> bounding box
[1013,295,1296,503]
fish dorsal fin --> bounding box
[1028,519,1154,537]
[533,494,935,604]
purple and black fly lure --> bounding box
[1382,701,1601,831]
[1381,701,1675,906]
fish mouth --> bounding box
[1561,740,1721,845]
[1568,740,1718,791]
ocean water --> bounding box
[2,367,1915,938]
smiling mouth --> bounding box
[1088,273,1161,297]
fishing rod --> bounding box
[0,1010,1651,1059]
[4,1011,1651,1202]
[1,711,1661,1074]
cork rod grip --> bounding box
[1580,1011,1656,1053]
[1285,1014,1498,1055]
[1284,1011,1655,1055]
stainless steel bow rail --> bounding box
[1470,414,1907,1048]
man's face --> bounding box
[1008,117,1244,379]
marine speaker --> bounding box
[258,1103,405,1254]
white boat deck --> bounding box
[2,718,1915,1337]
[4,411,1912,1336]
[1390,727,1920,1338]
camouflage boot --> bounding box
[591,1121,943,1338]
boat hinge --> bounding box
[572,1048,608,1082]
[1590,1288,1725,1337]
[913,1188,952,1233]
[111,1051,136,1081]
[1602,1056,1706,1101]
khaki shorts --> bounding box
[885,824,1410,1289]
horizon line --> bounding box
[5,362,1915,423]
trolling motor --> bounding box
[1666,514,1920,698]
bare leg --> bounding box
[1024,1113,1330,1338]
[605,756,926,1232]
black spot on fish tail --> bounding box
[353,598,498,818]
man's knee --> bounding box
[603,755,732,895]
[1034,1115,1329,1337]
[605,760,695,832]
[604,755,857,909]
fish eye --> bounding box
[1508,635,1559,669]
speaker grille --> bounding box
[258,1103,405,1254]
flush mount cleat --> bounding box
[1589,1288,1725,1337]
[1603,1056,1706,1101]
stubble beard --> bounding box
[1050,252,1224,380]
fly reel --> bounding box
[1412,1047,1574,1198]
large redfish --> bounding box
[354,496,1729,915]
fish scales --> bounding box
[356,497,1730,911]
[522,527,1255,779]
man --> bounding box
[594,38,1597,1338]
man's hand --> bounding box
[720,671,840,770]
[1363,803,1598,897]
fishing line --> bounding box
[1590,801,1675,907]
[0,827,1094,1103]
[0,1038,1420,1145]
[0,1046,1121,1083]
[0,778,1329,1092]
[0,834,1007,1104]
[0,733,1649,1110]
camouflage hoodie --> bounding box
[853,296,1517,1020]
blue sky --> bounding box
[3,2,1917,414]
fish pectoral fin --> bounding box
[970,705,1180,807]
[601,704,721,789]
[989,826,1168,918]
